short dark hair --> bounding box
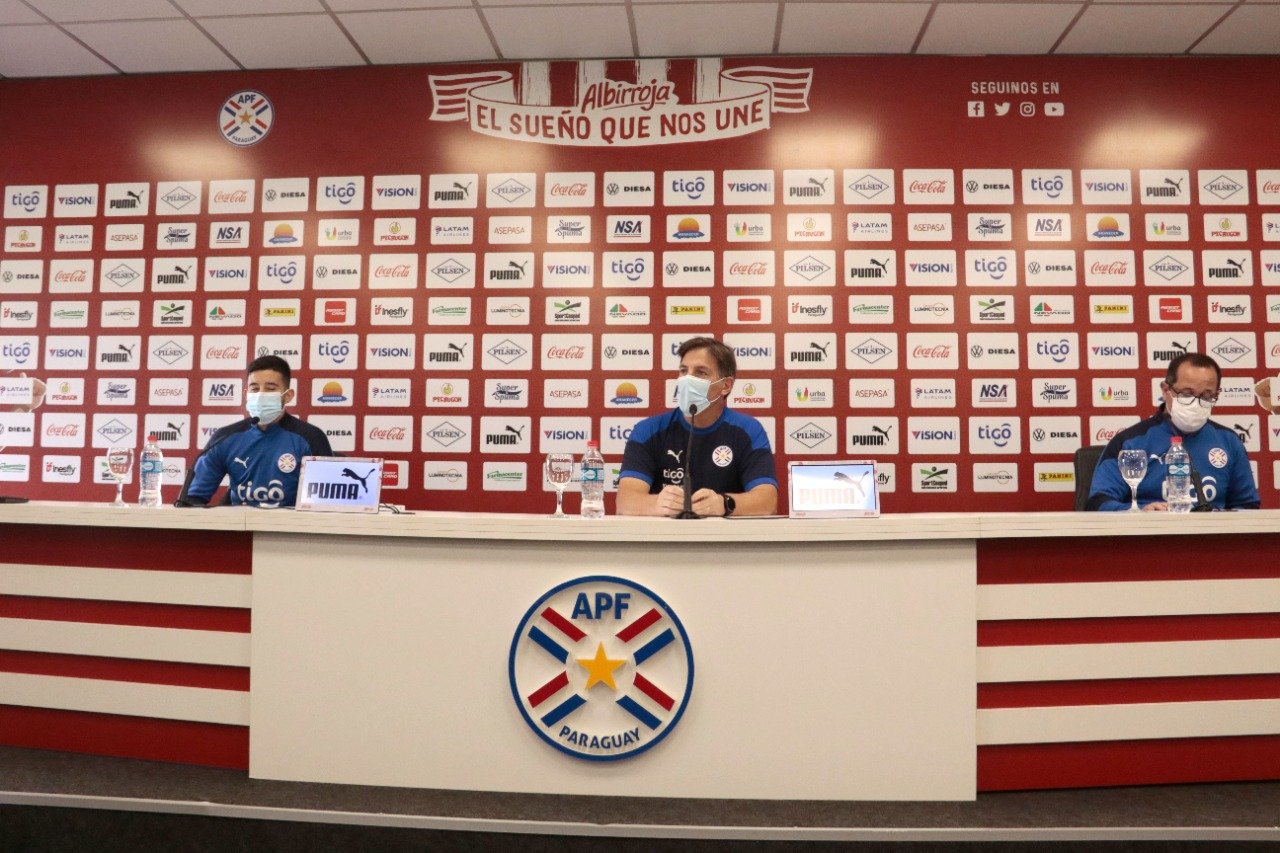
[676,336,736,378]
[1165,352,1221,389]
[247,354,292,387]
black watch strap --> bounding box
[721,493,736,517]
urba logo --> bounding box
[509,576,693,761]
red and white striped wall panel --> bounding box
[976,534,1280,790]
[0,524,252,769]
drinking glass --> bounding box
[106,447,134,508]
[545,453,574,518]
[1117,449,1148,513]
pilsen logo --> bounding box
[429,58,812,147]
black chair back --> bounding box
[1073,445,1106,511]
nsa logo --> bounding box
[509,576,693,761]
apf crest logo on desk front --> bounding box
[509,575,693,761]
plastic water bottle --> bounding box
[1164,436,1193,514]
[580,440,605,519]
[138,434,164,508]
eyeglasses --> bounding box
[1170,388,1218,408]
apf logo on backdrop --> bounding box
[509,575,693,761]
[219,90,274,147]
[429,58,812,147]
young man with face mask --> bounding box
[1087,352,1259,511]
[618,336,778,517]
[183,355,332,507]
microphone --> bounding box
[675,403,701,519]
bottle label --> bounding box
[141,459,163,475]
[581,467,602,483]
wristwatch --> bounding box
[721,493,736,517]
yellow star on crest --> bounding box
[238,109,254,126]
[577,642,625,690]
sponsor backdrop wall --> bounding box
[2,56,1278,512]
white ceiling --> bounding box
[0,0,1276,78]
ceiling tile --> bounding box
[1192,5,1280,54]
[0,0,43,25]
[486,5,632,60]
[634,2,776,57]
[199,14,365,69]
[920,2,1083,54]
[338,9,496,64]
[0,24,118,76]
[780,2,928,54]
[64,20,239,72]
[24,0,182,22]
[327,0,461,10]
[1057,4,1228,53]
[176,0,327,15]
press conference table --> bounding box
[1,503,1277,800]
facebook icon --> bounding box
[968,101,985,118]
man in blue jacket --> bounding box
[618,336,778,517]
[184,355,332,507]
[1088,352,1260,511]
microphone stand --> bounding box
[675,403,701,519]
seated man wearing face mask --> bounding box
[1087,352,1259,511]
[183,355,332,507]
[618,336,778,517]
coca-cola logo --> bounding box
[1090,261,1128,275]
[54,270,87,282]
[1263,181,1280,195]
[912,345,952,358]
[1271,345,1280,357]
[1096,427,1119,442]
[549,182,588,196]
[545,345,586,359]
[374,264,412,278]
[205,346,241,359]
[46,424,80,437]
[729,262,769,275]
[909,180,948,193]
[213,190,249,203]
[369,426,407,441]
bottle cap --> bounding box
[148,433,158,442]
[587,440,599,448]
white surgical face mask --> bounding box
[675,374,724,416]
[247,391,285,425]
[1169,397,1211,434]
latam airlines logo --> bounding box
[428,59,812,147]
[509,576,693,761]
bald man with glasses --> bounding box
[1087,352,1260,511]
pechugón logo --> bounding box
[509,575,693,761]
